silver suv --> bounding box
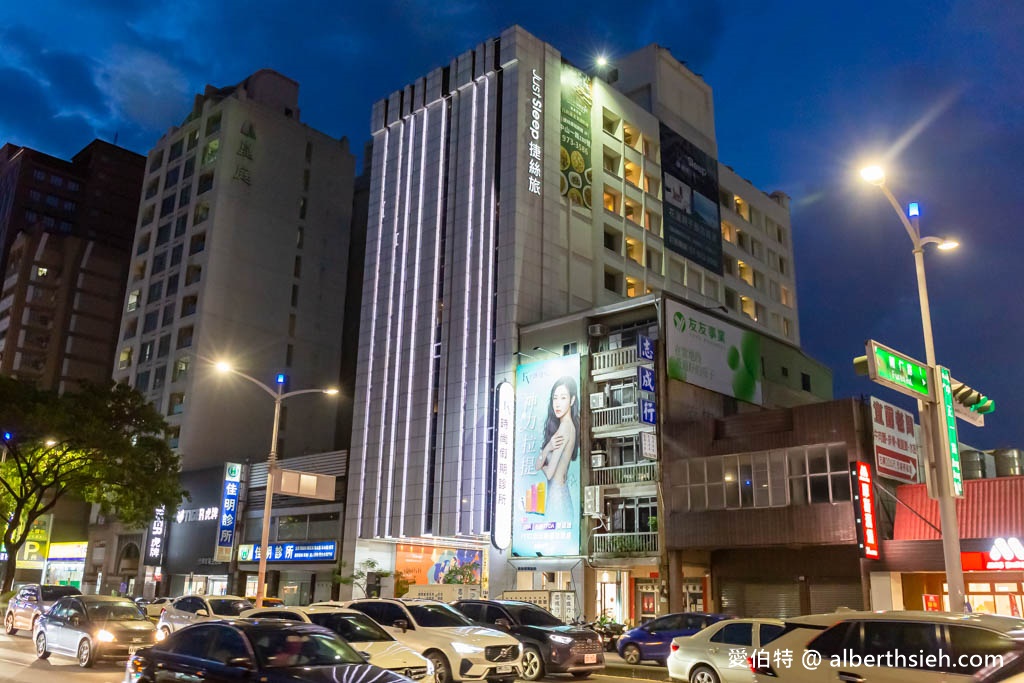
[5,584,82,635]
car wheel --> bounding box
[35,631,50,659]
[690,665,719,683]
[78,638,95,668]
[623,644,642,665]
[521,645,545,681]
[571,673,592,679]
[426,651,451,683]
[4,612,16,635]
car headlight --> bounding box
[452,642,484,655]
[97,629,116,643]
[548,634,574,645]
[155,629,166,642]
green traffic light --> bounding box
[972,397,995,414]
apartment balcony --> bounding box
[591,346,640,382]
[591,532,658,557]
[590,462,657,487]
[591,403,640,439]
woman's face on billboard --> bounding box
[551,384,573,419]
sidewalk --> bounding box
[602,651,671,681]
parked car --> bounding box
[156,595,252,636]
[667,617,784,683]
[242,605,435,682]
[339,597,522,683]
[124,619,417,683]
[34,594,157,668]
[618,612,733,665]
[4,583,81,635]
[246,596,285,607]
[140,596,172,620]
[453,599,604,680]
[751,610,1024,682]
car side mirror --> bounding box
[393,619,409,633]
[227,657,255,670]
[195,609,209,617]
[495,618,512,630]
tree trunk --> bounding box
[1,540,21,593]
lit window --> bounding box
[118,347,133,370]
[36,267,48,278]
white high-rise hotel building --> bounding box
[344,27,799,595]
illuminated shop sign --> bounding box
[214,462,242,563]
[527,68,543,196]
[176,507,219,523]
[492,381,515,550]
[962,538,1024,571]
[146,506,166,566]
[850,461,880,560]
[46,542,88,561]
[237,541,336,563]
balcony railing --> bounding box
[592,532,658,556]
[592,346,638,374]
[591,403,638,430]
[590,462,657,487]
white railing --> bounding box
[592,346,638,373]
[591,403,638,429]
[592,532,658,555]
[590,462,657,486]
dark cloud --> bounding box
[0,66,95,154]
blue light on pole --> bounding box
[2,432,11,440]
[276,374,286,385]
[908,202,920,218]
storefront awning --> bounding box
[893,477,1024,540]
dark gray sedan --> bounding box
[35,594,159,667]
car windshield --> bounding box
[209,599,253,616]
[504,604,564,627]
[252,630,364,668]
[86,601,148,621]
[408,603,474,628]
[41,586,80,601]
[309,613,394,642]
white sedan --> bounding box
[242,605,435,683]
[667,618,784,683]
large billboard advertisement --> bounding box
[395,544,483,584]
[869,396,921,484]
[512,354,582,557]
[559,63,593,210]
[666,299,762,404]
[659,123,722,274]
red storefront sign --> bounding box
[923,594,941,611]
[961,537,1024,571]
[851,461,880,559]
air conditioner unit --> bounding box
[589,392,606,410]
[583,486,604,517]
[591,452,606,468]
[588,324,609,338]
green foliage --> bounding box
[333,559,392,597]
[0,377,186,590]
[440,561,480,585]
[647,515,658,532]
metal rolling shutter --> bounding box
[720,581,801,618]
[809,582,864,613]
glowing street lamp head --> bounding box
[860,165,886,186]
[323,388,340,396]
[596,55,608,67]
[938,239,959,251]
[215,361,233,374]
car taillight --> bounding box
[670,643,679,652]
[160,607,166,616]
[747,656,777,677]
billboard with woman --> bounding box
[511,354,582,557]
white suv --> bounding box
[339,598,522,683]
[155,595,252,637]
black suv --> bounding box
[453,600,604,681]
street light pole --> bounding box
[862,168,966,613]
[213,361,338,607]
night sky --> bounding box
[2,1,1020,450]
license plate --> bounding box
[584,654,597,664]
[128,647,139,656]
[495,665,513,674]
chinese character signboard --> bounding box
[639,399,657,425]
[492,381,515,550]
[850,461,880,560]
[145,506,166,566]
[214,462,242,563]
[870,397,921,484]
[638,366,656,394]
[526,67,544,197]
[637,334,655,362]
[937,366,964,498]
[512,355,581,557]
[559,63,592,209]
[865,340,932,401]
[641,431,658,460]
[238,541,336,563]
[923,594,941,611]
[659,123,722,274]
[665,298,762,404]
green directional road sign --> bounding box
[937,365,964,498]
[864,340,934,402]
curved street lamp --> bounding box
[860,164,966,613]
[214,360,338,607]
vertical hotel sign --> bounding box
[145,506,166,567]
[214,462,242,563]
[559,63,593,209]
[492,382,515,550]
[850,461,880,560]
[512,354,582,557]
[527,68,543,196]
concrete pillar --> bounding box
[668,550,685,612]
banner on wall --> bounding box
[665,298,762,404]
[559,63,593,210]
[512,354,582,557]
[395,544,483,585]
[659,123,722,274]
